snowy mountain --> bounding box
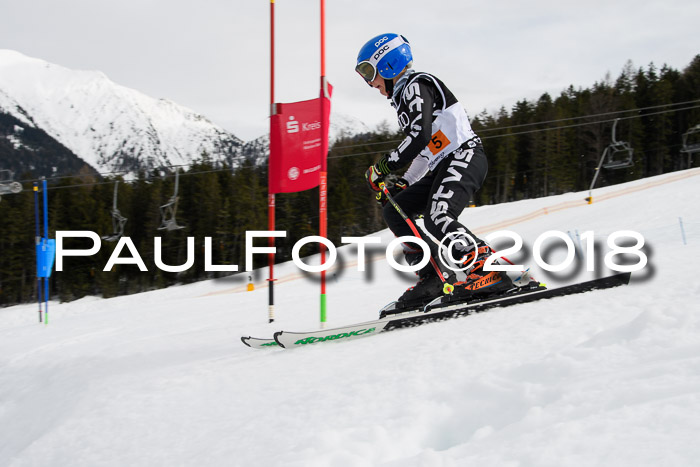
[0,49,245,175]
[0,110,97,179]
[0,50,371,177]
[2,168,700,466]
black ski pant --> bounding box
[383,143,488,264]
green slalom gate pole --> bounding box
[320,293,327,324]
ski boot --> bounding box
[452,243,514,299]
[396,266,454,310]
[392,248,455,311]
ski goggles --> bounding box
[355,61,378,83]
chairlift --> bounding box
[0,170,22,202]
[586,119,635,203]
[680,124,700,165]
[602,118,634,169]
[102,181,127,242]
[158,168,185,231]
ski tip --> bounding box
[619,271,632,285]
[241,336,252,348]
[273,331,286,349]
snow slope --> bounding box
[2,169,700,466]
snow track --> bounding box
[2,169,700,466]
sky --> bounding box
[1,0,698,141]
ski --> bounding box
[244,272,631,349]
[241,336,279,349]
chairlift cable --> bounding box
[9,102,700,192]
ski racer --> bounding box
[356,33,512,308]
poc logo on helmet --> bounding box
[373,45,390,60]
[374,36,389,47]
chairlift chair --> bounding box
[0,170,22,202]
[681,124,700,153]
[158,169,185,231]
[602,119,634,169]
[102,181,128,242]
[586,119,635,203]
[680,124,700,166]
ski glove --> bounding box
[375,178,409,206]
[365,156,392,192]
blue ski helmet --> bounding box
[355,34,412,83]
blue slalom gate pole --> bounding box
[34,180,56,324]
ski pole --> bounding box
[378,182,454,295]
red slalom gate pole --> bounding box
[319,0,328,328]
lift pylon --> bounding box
[586,118,635,203]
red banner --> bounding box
[269,87,332,194]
